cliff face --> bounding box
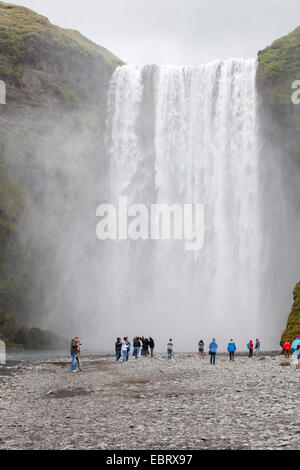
[257,26,300,164]
[257,26,300,105]
[0,1,123,107]
[280,282,300,345]
[0,1,299,347]
[257,28,300,346]
[0,1,123,347]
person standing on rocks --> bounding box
[227,339,236,361]
[167,339,174,359]
[140,336,145,356]
[149,337,155,357]
[142,337,149,357]
[291,336,300,368]
[291,335,300,353]
[133,337,141,359]
[198,340,205,359]
[75,337,83,371]
[255,338,261,356]
[283,340,291,359]
[122,337,129,363]
[291,344,300,368]
[70,338,79,372]
[247,340,254,358]
[125,337,131,362]
[209,338,218,365]
[115,337,122,361]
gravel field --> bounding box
[0,353,299,450]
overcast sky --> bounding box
[7,0,300,64]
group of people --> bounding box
[115,336,155,362]
[70,334,300,371]
[198,338,261,365]
[115,337,262,365]
[282,335,300,365]
[198,336,300,366]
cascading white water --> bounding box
[105,59,262,351]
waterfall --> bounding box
[104,59,262,350]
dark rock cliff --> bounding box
[0,1,299,347]
[280,282,300,345]
[0,1,123,347]
[257,28,300,345]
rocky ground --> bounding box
[0,353,299,450]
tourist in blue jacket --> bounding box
[227,339,236,361]
[291,335,300,352]
[125,338,131,362]
[209,338,218,365]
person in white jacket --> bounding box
[122,337,129,363]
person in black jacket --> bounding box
[149,337,155,357]
[142,337,149,357]
[133,337,141,359]
[140,336,145,356]
[198,339,204,359]
[115,337,122,361]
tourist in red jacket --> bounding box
[247,340,254,358]
[283,340,291,358]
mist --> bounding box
[9,57,299,353]
[3,2,299,354]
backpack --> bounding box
[70,339,77,354]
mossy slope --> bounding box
[0,2,123,347]
[0,1,123,81]
[258,28,300,347]
[258,25,300,105]
[280,282,300,346]
[0,1,124,111]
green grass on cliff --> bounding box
[0,175,23,265]
[0,127,25,344]
[0,1,123,82]
[258,25,300,104]
[280,282,300,346]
